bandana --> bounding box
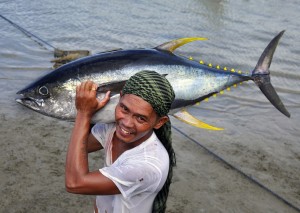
[122,70,175,116]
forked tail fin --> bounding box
[252,30,290,117]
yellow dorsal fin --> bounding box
[155,37,208,53]
[173,109,224,131]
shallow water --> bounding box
[1,0,300,212]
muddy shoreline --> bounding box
[1,104,299,212]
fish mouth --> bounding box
[15,97,44,111]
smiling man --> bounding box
[65,70,176,213]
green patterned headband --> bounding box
[122,70,175,116]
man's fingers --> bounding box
[83,80,92,91]
[97,91,111,109]
[105,91,111,99]
[91,84,98,91]
[76,81,98,93]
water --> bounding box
[1,0,299,212]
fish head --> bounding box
[16,78,78,120]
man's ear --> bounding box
[154,116,169,129]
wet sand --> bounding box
[1,104,299,212]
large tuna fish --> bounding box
[16,31,290,130]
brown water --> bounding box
[1,0,299,212]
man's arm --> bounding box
[65,81,120,195]
[87,132,103,153]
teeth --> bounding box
[121,127,130,135]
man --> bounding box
[65,70,176,213]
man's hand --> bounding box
[75,80,110,118]
[66,80,119,196]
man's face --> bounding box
[114,94,166,145]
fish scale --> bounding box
[16,31,290,130]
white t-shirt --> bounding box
[91,123,170,213]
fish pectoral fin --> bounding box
[173,109,224,131]
[97,80,127,94]
[155,37,208,53]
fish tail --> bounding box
[251,30,290,117]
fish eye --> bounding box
[38,86,49,96]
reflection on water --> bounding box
[193,0,226,28]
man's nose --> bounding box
[122,114,134,127]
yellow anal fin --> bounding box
[155,37,208,53]
[173,109,224,131]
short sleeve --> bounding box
[91,123,114,147]
[100,160,162,206]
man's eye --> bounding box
[120,104,128,112]
[137,116,146,123]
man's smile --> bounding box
[120,126,132,135]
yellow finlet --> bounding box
[189,56,193,60]
[200,60,204,64]
[224,67,227,71]
[216,65,220,69]
[155,37,208,53]
[173,109,224,131]
[231,68,235,72]
[208,63,212,67]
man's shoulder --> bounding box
[92,122,115,135]
[121,135,169,171]
[91,122,116,147]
